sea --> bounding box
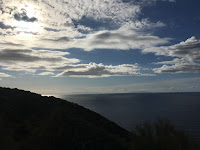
[60,93,200,141]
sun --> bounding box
[7,2,43,38]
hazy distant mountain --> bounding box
[0,87,131,150]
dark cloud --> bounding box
[58,66,112,77]
[96,32,122,39]
[64,22,74,28]
[14,10,37,22]
[154,63,200,73]
[57,67,117,77]
[0,22,14,29]
[0,6,14,15]
[172,42,200,61]
[52,37,72,42]
[73,16,116,30]
[0,49,64,63]
[0,42,24,47]
[86,30,168,49]
[56,63,143,78]
[44,28,61,32]
[53,65,86,71]
[0,48,80,72]
[43,37,72,42]
[96,31,160,41]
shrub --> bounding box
[131,119,200,150]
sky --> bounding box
[0,0,200,95]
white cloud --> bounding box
[0,48,153,77]
[144,37,200,73]
[71,28,170,51]
[38,72,54,76]
[121,19,166,31]
[143,37,200,61]
[154,62,200,73]
[0,0,141,36]
[0,27,170,51]
[0,0,169,51]
[0,72,12,77]
[0,0,179,77]
[56,62,153,78]
[134,0,176,6]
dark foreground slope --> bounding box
[0,87,131,150]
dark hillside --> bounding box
[0,87,131,150]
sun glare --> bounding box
[14,21,41,34]
[7,2,43,38]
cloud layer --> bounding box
[56,63,151,78]
[0,48,79,72]
[0,0,170,51]
[143,37,200,73]
[0,0,175,78]
[70,28,170,51]
[0,72,11,77]
[1,0,198,79]
[0,48,153,78]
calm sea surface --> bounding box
[61,93,200,141]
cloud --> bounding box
[0,48,80,72]
[0,22,14,29]
[0,0,169,51]
[0,42,24,48]
[38,72,54,76]
[14,10,37,22]
[0,47,152,77]
[133,0,176,6]
[144,37,200,73]
[154,63,200,73]
[0,0,178,77]
[56,62,152,78]
[121,19,166,31]
[0,49,77,64]
[0,72,12,77]
[43,37,72,42]
[0,0,141,31]
[53,65,86,71]
[143,37,200,61]
[72,28,170,51]
[2,26,169,51]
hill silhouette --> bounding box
[0,87,199,150]
[0,87,131,150]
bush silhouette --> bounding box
[132,119,200,150]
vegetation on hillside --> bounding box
[0,87,199,150]
[132,119,200,150]
[0,87,131,150]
